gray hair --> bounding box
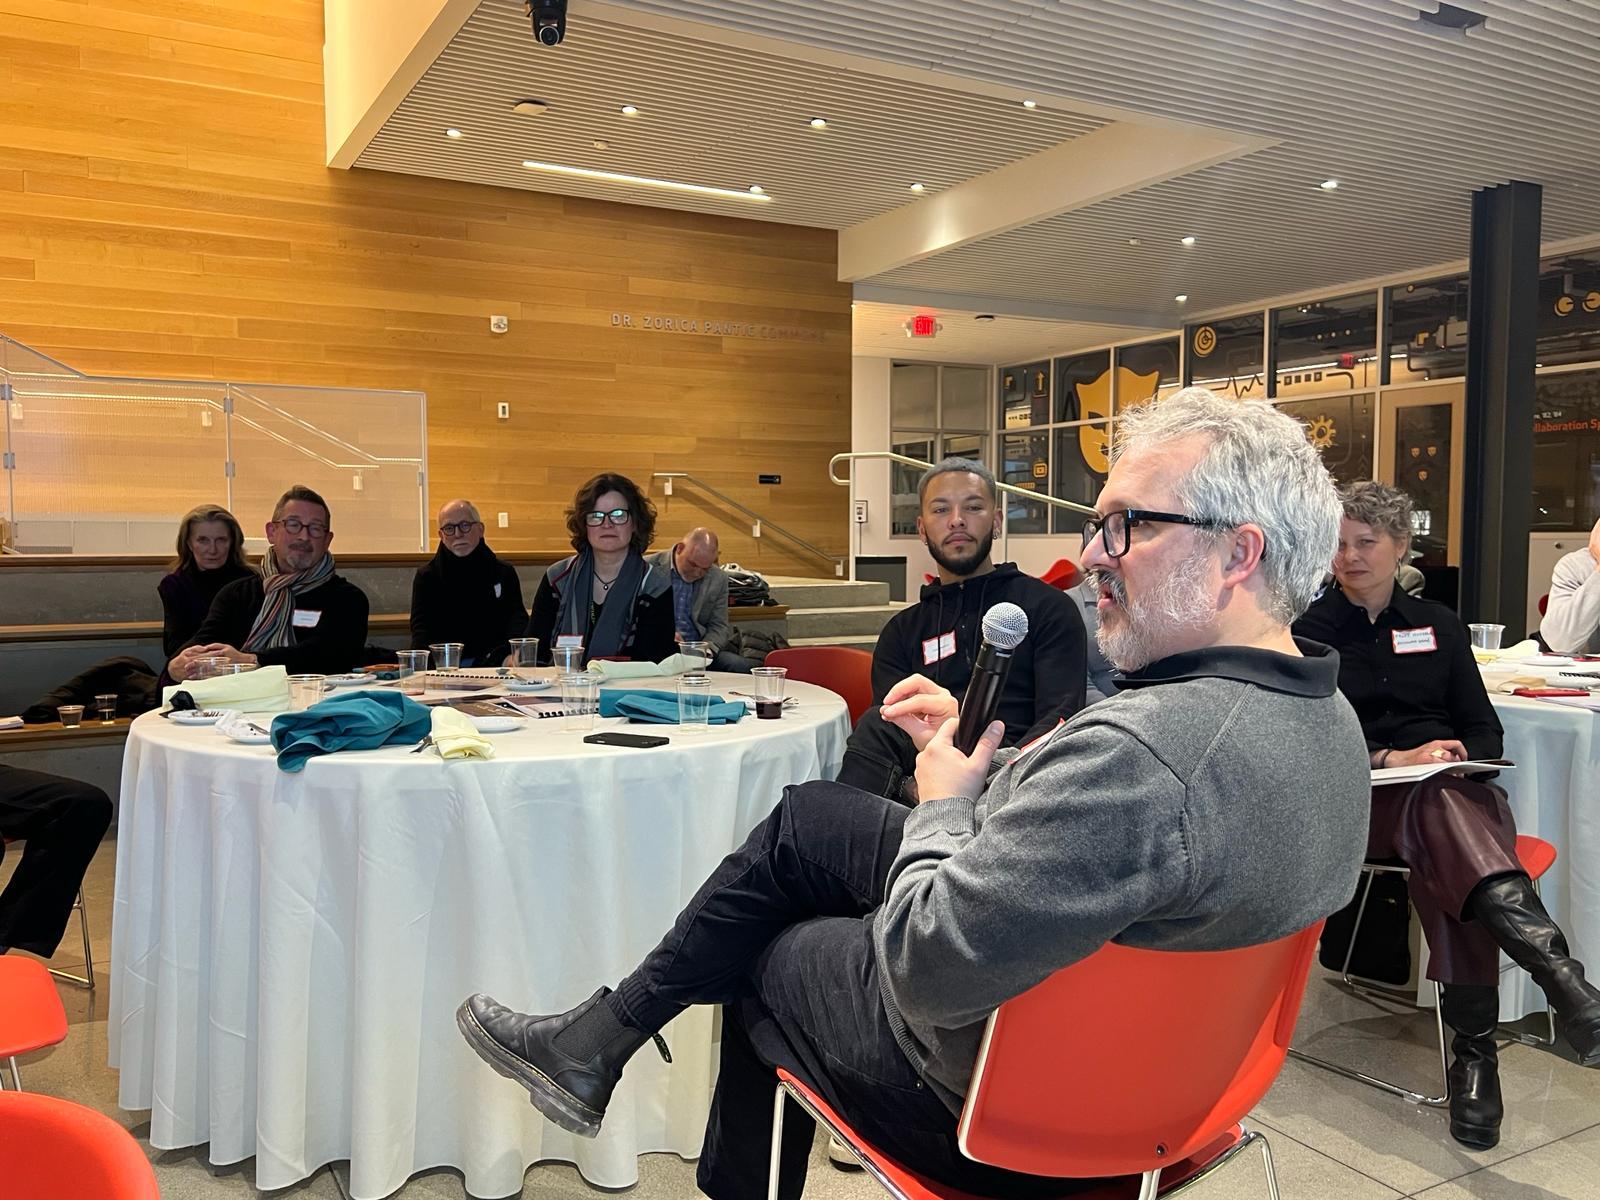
[917,456,998,505]
[1111,387,1341,625]
[439,498,481,524]
[1337,480,1413,544]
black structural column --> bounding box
[1461,180,1541,635]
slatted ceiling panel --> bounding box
[851,302,1154,364]
[355,2,1106,229]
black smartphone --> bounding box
[582,732,669,749]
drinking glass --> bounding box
[94,692,117,724]
[429,642,464,671]
[1468,623,1506,651]
[288,674,326,712]
[508,637,540,680]
[397,649,430,695]
[552,643,585,673]
[750,666,788,720]
[189,655,231,681]
[679,640,713,673]
[561,673,599,732]
[57,704,84,728]
[678,672,713,731]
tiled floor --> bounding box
[7,839,1600,1198]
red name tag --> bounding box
[1392,626,1437,654]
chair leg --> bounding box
[47,886,94,990]
[1257,1130,1281,1200]
[7,1055,20,1091]
[767,1083,786,1200]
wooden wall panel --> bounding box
[0,0,852,573]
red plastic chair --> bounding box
[0,1090,159,1198]
[1538,593,1549,617]
[1038,558,1081,591]
[0,956,69,1091]
[764,647,874,725]
[770,924,1324,1199]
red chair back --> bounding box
[957,923,1323,1179]
[1516,834,1557,881]
[0,956,68,1061]
[1038,558,1081,591]
[1538,593,1549,617]
[764,647,874,724]
[0,1091,159,1198]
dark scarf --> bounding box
[553,549,648,659]
[434,538,503,586]
[183,561,251,613]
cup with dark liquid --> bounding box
[750,666,788,720]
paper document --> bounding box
[1371,759,1514,785]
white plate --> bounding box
[506,678,553,692]
[226,729,273,745]
[468,715,524,733]
[169,708,233,726]
[325,673,371,687]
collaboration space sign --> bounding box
[610,312,822,343]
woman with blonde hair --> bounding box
[158,503,252,657]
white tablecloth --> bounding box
[107,676,849,1199]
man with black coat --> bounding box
[167,485,369,681]
[837,458,1087,800]
[411,500,528,667]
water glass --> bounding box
[678,672,713,731]
[94,692,117,724]
[429,642,464,671]
[750,666,788,720]
[288,674,326,712]
[679,640,713,673]
[561,673,599,732]
[508,637,540,680]
[552,643,585,673]
[1468,623,1506,651]
[189,654,231,681]
[57,704,84,728]
[396,649,429,694]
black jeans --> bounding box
[834,706,918,803]
[0,764,112,956]
[611,781,1086,1200]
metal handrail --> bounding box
[652,473,845,577]
[827,452,1098,518]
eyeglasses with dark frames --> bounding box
[275,516,329,538]
[439,521,482,537]
[584,508,633,527]
[1082,509,1232,559]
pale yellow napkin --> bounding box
[1471,638,1540,665]
[161,665,290,713]
[430,706,494,760]
[585,653,704,680]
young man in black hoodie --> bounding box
[836,458,1087,800]
[410,499,529,667]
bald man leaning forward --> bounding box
[649,528,756,673]
[409,499,529,667]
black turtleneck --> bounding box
[157,562,254,657]
[409,540,528,666]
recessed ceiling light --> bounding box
[909,183,926,193]
[809,117,828,129]
[1021,99,1038,109]
[445,128,464,139]
[512,99,549,117]
[592,140,608,150]
[619,104,639,116]
[520,159,772,201]
[1126,237,1141,246]
[1180,235,1197,246]
[1320,178,1339,190]
[975,314,997,322]
[1174,294,1189,303]
[748,184,764,194]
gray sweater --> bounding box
[871,639,1371,1111]
[1540,548,1600,655]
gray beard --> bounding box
[1089,546,1217,672]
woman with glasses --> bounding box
[524,473,675,667]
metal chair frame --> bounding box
[2,835,95,989]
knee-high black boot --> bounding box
[1441,984,1502,1150]
[1469,874,1600,1066]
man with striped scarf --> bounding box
[167,485,369,681]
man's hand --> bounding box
[912,717,1005,804]
[1387,738,1469,767]
[1588,516,1600,570]
[168,643,250,681]
[880,674,959,752]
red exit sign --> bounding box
[904,314,940,338]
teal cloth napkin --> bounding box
[613,691,747,726]
[270,690,431,773]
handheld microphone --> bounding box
[953,602,1030,754]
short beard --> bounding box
[926,528,996,578]
[1089,544,1217,672]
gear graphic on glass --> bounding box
[1307,415,1337,450]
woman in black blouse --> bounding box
[1296,482,1600,1150]
[157,504,253,657]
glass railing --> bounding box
[0,334,427,554]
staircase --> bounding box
[765,576,904,652]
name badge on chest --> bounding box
[1391,626,1437,654]
[292,608,322,629]
[922,630,956,666]
[555,634,584,649]
[494,582,503,598]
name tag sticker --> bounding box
[921,631,957,666]
[292,609,322,629]
[494,583,502,598]
[555,634,584,649]
[1392,626,1437,654]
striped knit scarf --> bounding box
[242,547,336,652]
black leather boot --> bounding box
[456,988,670,1138]
[1470,873,1600,1066]
[1441,984,1502,1150]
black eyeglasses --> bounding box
[584,508,632,527]
[276,516,329,538]
[439,521,481,537]
[1082,509,1231,559]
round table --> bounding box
[107,675,850,1200]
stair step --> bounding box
[787,634,880,651]
[764,576,891,610]
[786,604,903,638]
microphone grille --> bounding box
[981,602,1029,650]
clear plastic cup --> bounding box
[1468,623,1506,651]
[750,666,788,720]
[95,692,118,724]
[189,654,231,681]
[428,642,464,671]
[288,674,326,711]
[552,643,585,674]
[561,673,599,731]
[678,672,713,731]
[508,637,540,680]
[679,640,713,673]
[396,649,429,695]
[57,704,84,728]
